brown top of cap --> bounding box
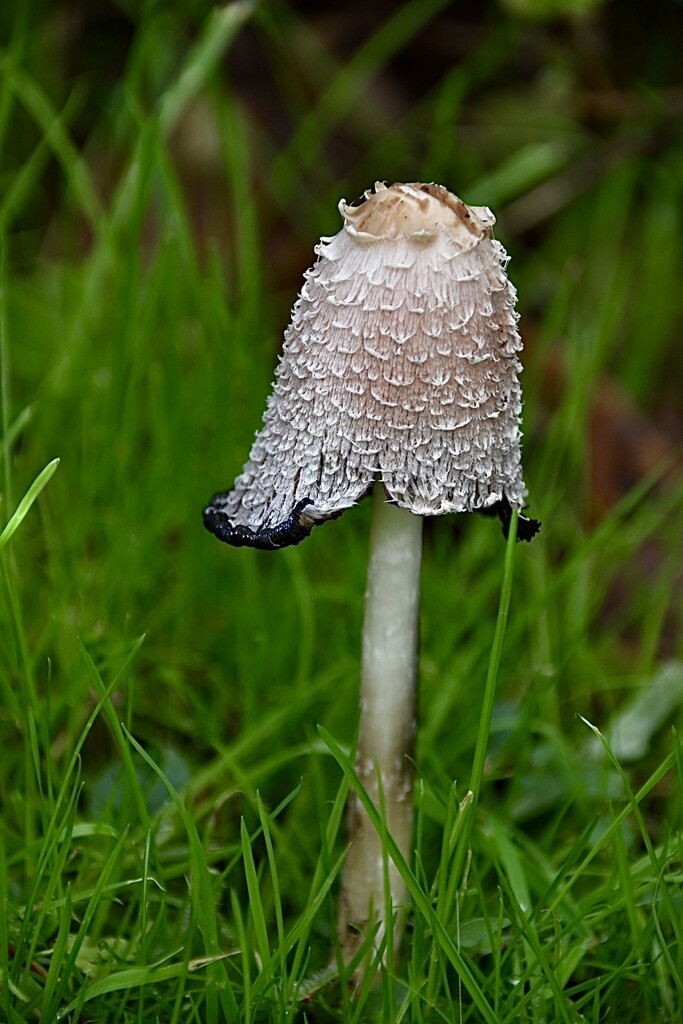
[340,182,495,246]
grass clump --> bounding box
[2,1,683,1020]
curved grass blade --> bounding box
[0,458,59,551]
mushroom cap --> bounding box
[204,182,534,549]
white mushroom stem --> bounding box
[338,482,423,967]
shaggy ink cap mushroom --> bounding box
[203,181,539,548]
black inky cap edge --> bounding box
[202,496,316,550]
[203,491,540,551]
[484,497,541,542]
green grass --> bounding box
[2,1,683,1020]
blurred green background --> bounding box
[2,1,683,1021]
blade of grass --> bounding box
[0,458,59,548]
[15,773,81,997]
[240,816,271,970]
[40,884,73,1021]
[255,791,284,973]
[50,0,255,392]
[0,61,103,233]
[269,847,347,1002]
[450,509,518,889]
[0,230,10,510]
[0,833,11,1022]
[61,953,236,1014]
[157,2,255,137]
[79,638,150,830]
[496,871,574,1024]
[123,726,240,1021]
[265,0,454,202]
[231,887,250,1020]
[0,405,33,466]
[549,746,676,913]
[579,716,683,954]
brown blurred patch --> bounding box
[589,378,681,516]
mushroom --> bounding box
[203,181,539,970]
